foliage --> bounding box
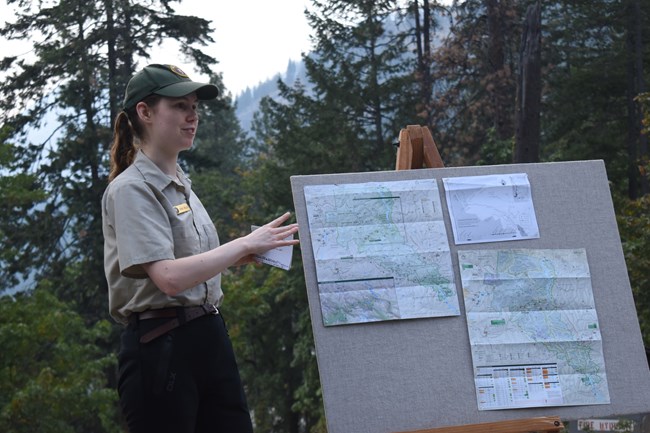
[0,128,46,288]
[213,151,324,432]
[0,0,217,318]
[546,0,650,199]
[429,0,521,165]
[301,0,418,171]
[475,127,514,165]
[541,0,631,195]
[1,1,650,432]
[180,74,253,237]
[617,158,650,348]
[640,92,650,137]
[616,72,650,353]
[0,289,118,433]
[222,263,322,433]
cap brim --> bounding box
[154,81,219,100]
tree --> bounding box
[303,0,418,171]
[0,127,46,289]
[430,0,520,165]
[624,0,649,199]
[180,74,256,237]
[0,289,118,433]
[408,0,452,124]
[237,2,430,431]
[0,0,217,319]
[514,1,542,163]
[618,91,650,348]
[541,0,634,196]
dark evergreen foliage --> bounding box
[1,0,650,432]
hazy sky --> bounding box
[167,0,313,96]
[1,0,452,97]
[0,0,313,97]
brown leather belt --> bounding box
[133,304,219,343]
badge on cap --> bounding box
[174,203,191,215]
[167,65,189,78]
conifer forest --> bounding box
[1,1,649,432]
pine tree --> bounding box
[0,0,216,319]
[430,0,520,165]
[540,0,648,198]
[302,0,418,171]
[238,2,429,431]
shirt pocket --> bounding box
[171,218,200,258]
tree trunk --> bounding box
[514,2,541,163]
[413,0,432,122]
[105,0,118,129]
[422,0,431,116]
[626,0,648,199]
[485,0,511,140]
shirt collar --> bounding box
[133,150,191,192]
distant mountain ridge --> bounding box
[234,59,309,132]
[233,10,450,133]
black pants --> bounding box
[118,312,254,433]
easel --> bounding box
[395,125,445,170]
[392,125,563,433]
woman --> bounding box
[102,64,299,433]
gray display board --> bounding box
[290,160,650,433]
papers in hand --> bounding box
[250,225,294,270]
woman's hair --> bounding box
[108,95,161,181]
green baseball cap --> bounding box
[122,64,219,110]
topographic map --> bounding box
[458,248,610,410]
[443,173,540,245]
[304,179,459,326]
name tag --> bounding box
[174,203,191,215]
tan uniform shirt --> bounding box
[102,150,223,325]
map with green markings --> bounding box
[458,248,610,410]
[304,179,459,326]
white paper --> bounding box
[250,225,294,270]
[443,173,540,245]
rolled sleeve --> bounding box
[106,180,175,278]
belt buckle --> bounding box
[203,304,218,315]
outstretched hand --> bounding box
[241,212,300,257]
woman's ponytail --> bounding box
[108,95,161,182]
[108,110,138,182]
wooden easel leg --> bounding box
[422,126,445,168]
[406,125,425,169]
[396,129,415,170]
[392,416,563,433]
[396,125,445,170]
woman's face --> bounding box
[142,93,200,154]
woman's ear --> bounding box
[135,101,152,122]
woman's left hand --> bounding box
[241,212,300,255]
